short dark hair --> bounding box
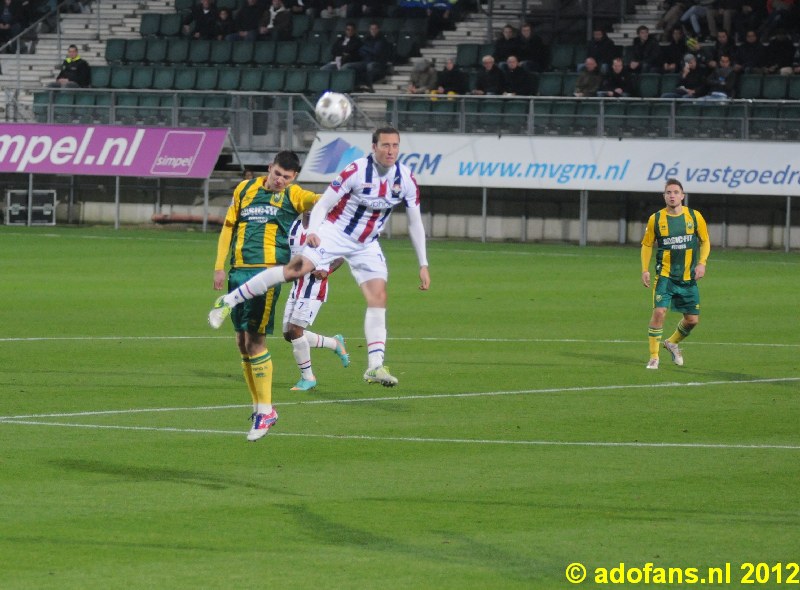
[372,126,400,145]
[637,25,649,34]
[273,150,301,172]
[68,44,78,51]
[665,178,683,191]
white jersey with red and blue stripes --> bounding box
[288,216,329,302]
[324,155,421,244]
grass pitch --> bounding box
[0,227,798,589]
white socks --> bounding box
[291,336,314,380]
[364,307,387,369]
[224,266,285,306]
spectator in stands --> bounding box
[708,0,740,39]
[734,0,766,42]
[47,44,90,88]
[657,0,690,42]
[573,56,601,96]
[433,56,469,95]
[735,29,767,72]
[0,0,23,51]
[316,1,348,19]
[493,24,520,68]
[427,0,456,40]
[516,21,548,73]
[354,1,386,18]
[471,54,505,94]
[585,26,617,73]
[349,21,393,92]
[228,0,264,41]
[701,29,736,67]
[597,56,635,97]
[183,0,218,40]
[764,28,795,73]
[502,55,535,95]
[397,0,428,18]
[322,21,363,71]
[681,0,718,41]
[288,0,313,15]
[759,0,795,42]
[214,7,236,40]
[661,53,708,97]
[407,58,437,93]
[629,25,661,73]
[259,0,292,40]
[702,52,738,98]
[661,25,688,72]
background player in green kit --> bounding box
[640,178,711,370]
[213,151,319,440]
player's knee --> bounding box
[684,314,699,327]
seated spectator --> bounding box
[701,29,735,68]
[657,0,690,42]
[316,1,348,19]
[321,21,363,70]
[407,58,438,93]
[629,25,661,73]
[433,56,469,95]
[427,0,456,40]
[681,0,718,41]
[759,0,795,42]
[661,53,707,97]
[573,56,601,96]
[355,1,386,18]
[586,26,617,73]
[471,54,505,94]
[227,0,264,41]
[701,53,738,98]
[764,28,795,73]
[493,24,520,68]
[597,56,635,97]
[288,0,312,15]
[396,0,427,19]
[502,55,535,95]
[215,8,236,40]
[47,44,91,88]
[258,0,292,41]
[708,0,740,40]
[734,0,766,43]
[516,21,548,73]
[349,21,393,92]
[183,0,218,40]
[735,29,767,72]
[661,26,688,72]
[0,0,23,52]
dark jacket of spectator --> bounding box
[515,23,548,72]
[436,58,469,94]
[473,62,505,94]
[586,29,618,70]
[493,25,520,63]
[55,53,91,87]
[184,0,219,39]
[735,31,767,71]
[330,26,364,65]
[597,61,636,96]
[502,57,535,95]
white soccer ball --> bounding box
[314,92,353,129]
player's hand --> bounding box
[641,271,650,288]
[213,269,226,290]
[694,264,706,280]
[307,233,320,247]
[312,269,329,280]
[419,266,430,291]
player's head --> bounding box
[663,178,685,206]
[372,126,400,168]
[266,150,301,191]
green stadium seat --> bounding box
[152,66,176,89]
[209,40,233,65]
[240,68,263,91]
[306,69,331,96]
[52,91,76,123]
[749,104,779,139]
[478,99,504,132]
[637,73,661,98]
[188,39,212,64]
[130,66,155,89]
[291,14,311,39]
[760,75,787,100]
[723,103,747,138]
[282,69,308,93]
[601,100,626,136]
[261,69,285,92]
[455,43,480,69]
[165,38,190,63]
[140,13,161,37]
[90,65,111,88]
[549,44,575,71]
[624,102,651,135]
[547,101,576,134]
[179,94,205,126]
[145,37,168,64]
[216,68,241,91]
[329,68,355,93]
[253,41,276,65]
[787,76,800,100]
[115,93,139,124]
[503,99,530,133]
[777,103,800,139]
[32,91,51,122]
[430,99,458,131]
[123,38,147,64]
[658,73,680,96]
[403,98,431,131]
[531,98,551,134]
[648,101,672,136]
[275,41,299,66]
[159,13,183,37]
[561,72,579,96]
[573,100,601,135]
[297,41,322,66]
[109,66,133,89]
[537,72,562,96]
[173,67,197,90]
[737,74,762,99]
[175,0,193,15]
[674,101,703,137]
[194,67,219,90]
[93,92,112,124]
[231,41,254,66]
[104,39,126,65]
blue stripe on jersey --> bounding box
[344,204,368,236]
[301,275,318,299]
[363,155,374,195]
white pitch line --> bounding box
[0,335,798,348]
[1,419,798,451]
[1,376,797,421]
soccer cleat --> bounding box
[291,378,317,391]
[208,296,232,329]
[333,334,350,367]
[246,408,278,441]
[363,365,398,387]
[663,340,684,366]
[646,358,659,370]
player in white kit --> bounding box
[282,211,350,391]
[209,126,430,387]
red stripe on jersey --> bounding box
[378,180,388,197]
[327,194,350,222]
[294,275,305,298]
[357,209,382,242]
[317,279,328,301]
[410,172,421,206]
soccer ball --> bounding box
[314,92,353,129]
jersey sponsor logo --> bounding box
[363,198,393,210]
[242,204,279,222]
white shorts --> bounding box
[301,221,388,285]
[282,295,324,331]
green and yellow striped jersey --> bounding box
[641,207,710,282]
[215,178,319,270]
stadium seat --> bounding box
[601,100,626,136]
[329,68,356,94]
[282,69,308,93]
[455,43,480,69]
[104,39,126,65]
[203,95,232,127]
[90,65,111,88]
[749,104,779,139]
[777,104,800,139]
[93,92,112,124]
[109,66,133,89]
[188,40,212,65]
[531,99,552,134]
[261,69,285,92]
[231,42,254,66]
[152,66,176,90]
[145,37,168,64]
[123,38,147,64]
[174,0,193,16]
[658,73,680,96]
[624,102,651,136]
[130,66,154,89]
[723,103,747,138]
[158,13,183,37]
[760,75,787,100]
[674,102,704,137]
[52,91,76,123]
[297,41,323,66]
[216,0,237,10]
[165,38,190,63]
[291,14,311,39]
[503,99,530,133]
[239,68,263,91]
[430,100,458,131]
[648,101,672,137]
[140,13,161,37]
[403,98,431,131]
[173,67,197,90]
[537,72,562,96]
[549,44,575,71]
[478,99,504,132]
[194,67,219,90]
[787,76,800,100]
[209,40,233,65]
[275,41,299,66]
[547,101,576,134]
[561,72,579,96]
[737,74,762,100]
[306,69,331,96]
[115,93,139,124]
[216,68,241,91]
[573,100,601,135]
[32,91,50,122]
[179,94,205,126]
[253,42,277,65]
[637,74,661,98]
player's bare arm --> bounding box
[213,269,226,290]
[419,266,430,291]
[642,271,651,288]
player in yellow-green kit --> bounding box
[213,151,319,441]
[640,178,710,370]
